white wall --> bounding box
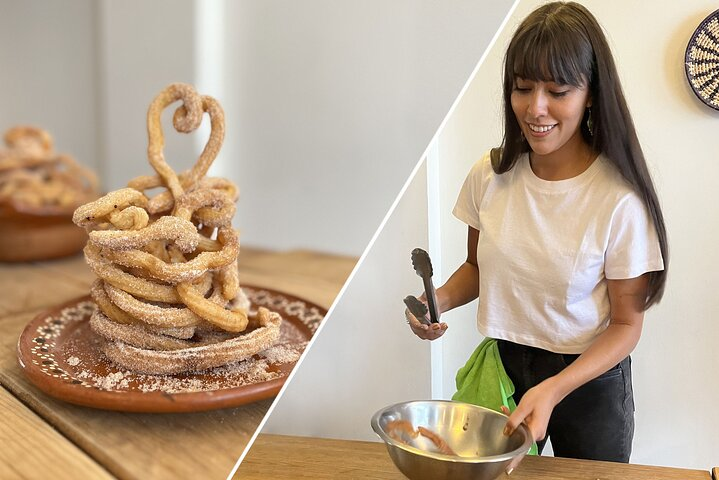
[97,0,199,188]
[0,0,201,189]
[263,162,431,440]
[433,0,719,471]
[597,0,719,470]
[432,44,505,398]
[0,0,99,174]
[257,1,517,440]
[222,0,517,255]
[0,0,514,256]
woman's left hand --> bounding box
[501,275,649,442]
[502,378,562,441]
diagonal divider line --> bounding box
[226,1,520,477]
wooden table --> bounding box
[0,248,356,480]
[235,434,713,479]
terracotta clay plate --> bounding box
[0,203,87,262]
[16,286,325,413]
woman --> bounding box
[406,1,667,462]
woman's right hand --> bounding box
[405,307,448,340]
[403,226,480,341]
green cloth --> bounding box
[452,338,538,455]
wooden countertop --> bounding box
[0,248,356,480]
[235,434,712,480]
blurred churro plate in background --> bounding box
[0,203,88,262]
[0,125,98,262]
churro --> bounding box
[386,420,458,456]
[74,83,281,374]
[101,308,281,374]
[0,126,98,212]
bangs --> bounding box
[509,18,594,87]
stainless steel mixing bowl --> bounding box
[371,400,532,480]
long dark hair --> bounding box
[494,1,667,308]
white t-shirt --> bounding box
[452,151,664,354]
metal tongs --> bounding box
[403,248,439,325]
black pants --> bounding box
[497,339,634,462]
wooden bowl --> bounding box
[0,203,87,262]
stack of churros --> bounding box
[0,126,98,213]
[73,83,282,375]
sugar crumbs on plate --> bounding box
[69,342,306,394]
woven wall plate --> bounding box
[685,9,719,110]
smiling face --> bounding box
[510,77,591,161]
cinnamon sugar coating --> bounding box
[0,126,98,212]
[74,83,281,374]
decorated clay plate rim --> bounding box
[16,285,325,413]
